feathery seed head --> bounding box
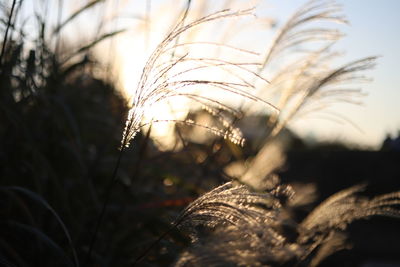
[120,9,279,149]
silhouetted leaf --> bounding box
[0,187,79,267]
[53,0,104,34]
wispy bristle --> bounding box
[176,181,294,239]
[120,8,278,149]
[174,181,400,266]
[252,0,377,138]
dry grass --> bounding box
[174,181,400,266]
[1,1,397,266]
[121,8,279,149]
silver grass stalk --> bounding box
[298,186,400,266]
[176,181,295,239]
[174,181,400,266]
[260,0,347,69]
[174,181,299,266]
[233,0,377,194]
[300,185,400,235]
[98,7,281,265]
[120,8,279,149]
[133,1,388,265]
[270,56,377,136]
[175,224,303,267]
[171,1,394,266]
[249,0,377,138]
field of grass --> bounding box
[1,1,399,266]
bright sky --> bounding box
[16,0,400,149]
[261,0,400,148]
[338,0,400,148]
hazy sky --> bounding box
[338,0,400,148]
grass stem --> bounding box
[85,144,126,266]
[132,220,182,266]
[0,0,17,67]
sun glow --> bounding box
[113,1,263,150]
[117,42,190,149]
[113,4,192,150]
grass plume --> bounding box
[175,181,400,266]
[121,8,279,149]
[247,0,377,138]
